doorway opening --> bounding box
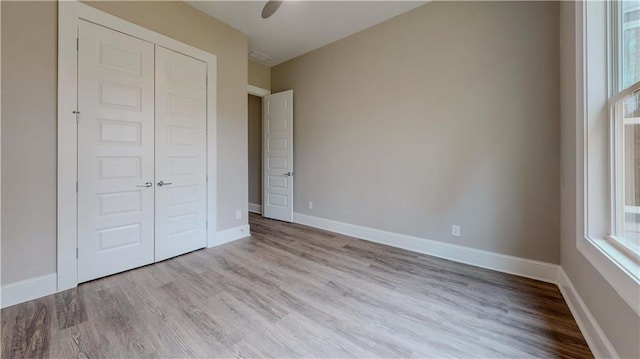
[248,94,263,215]
[247,86,294,222]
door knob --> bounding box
[157,180,173,187]
[136,182,153,187]
[285,172,293,177]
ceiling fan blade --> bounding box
[261,0,283,19]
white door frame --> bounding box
[248,85,271,97]
[58,1,217,291]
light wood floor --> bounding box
[2,213,592,358]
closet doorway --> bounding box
[76,21,207,282]
[57,1,217,290]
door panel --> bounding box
[77,20,155,282]
[263,90,294,222]
[154,46,208,261]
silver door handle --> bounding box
[157,180,173,187]
[136,182,153,187]
[285,172,293,177]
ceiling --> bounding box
[186,1,428,66]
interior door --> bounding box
[263,90,294,222]
[154,46,208,261]
[77,20,155,282]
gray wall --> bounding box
[272,1,561,263]
[559,2,640,358]
[1,1,249,285]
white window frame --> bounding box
[609,82,640,262]
[57,1,218,291]
[609,0,640,262]
[576,0,640,316]
[616,1,640,90]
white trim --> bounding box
[623,117,640,125]
[57,0,80,292]
[211,225,251,247]
[1,273,58,309]
[0,1,3,309]
[57,1,217,291]
[606,235,640,266]
[558,269,619,359]
[608,80,640,104]
[624,205,640,214]
[248,203,263,214]
[206,51,219,251]
[248,84,270,97]
[293,213,560,284]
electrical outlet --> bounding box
[451,225,461,237]
[308,201,313,210]
[235,210,242,220]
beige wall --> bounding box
[248,95,262,205]
[272,1,561,263]
[1,1,58,284]
[1,1,249,285]
[559,3,640,358]
[248,60,270,90]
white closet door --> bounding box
[154,46,208,261]
[77,20,155,282]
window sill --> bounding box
[606,235,640,265]
[578,236,640,315]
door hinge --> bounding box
[76,181,78,193]
[76,248,79,258]
[76,38,79,51]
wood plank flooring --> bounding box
[1,213,592,358]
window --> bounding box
[576,0,640,315]
[610,0,640,265]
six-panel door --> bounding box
[77,21,208,282]
[154,46,208,261]
[263,90,294,222]
[77,20,156,282]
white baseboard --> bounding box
[248,203,262,214]
[1,273,57,309]
[210,224,251,247]
[558,269,618,359]
[293,213,560,283]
